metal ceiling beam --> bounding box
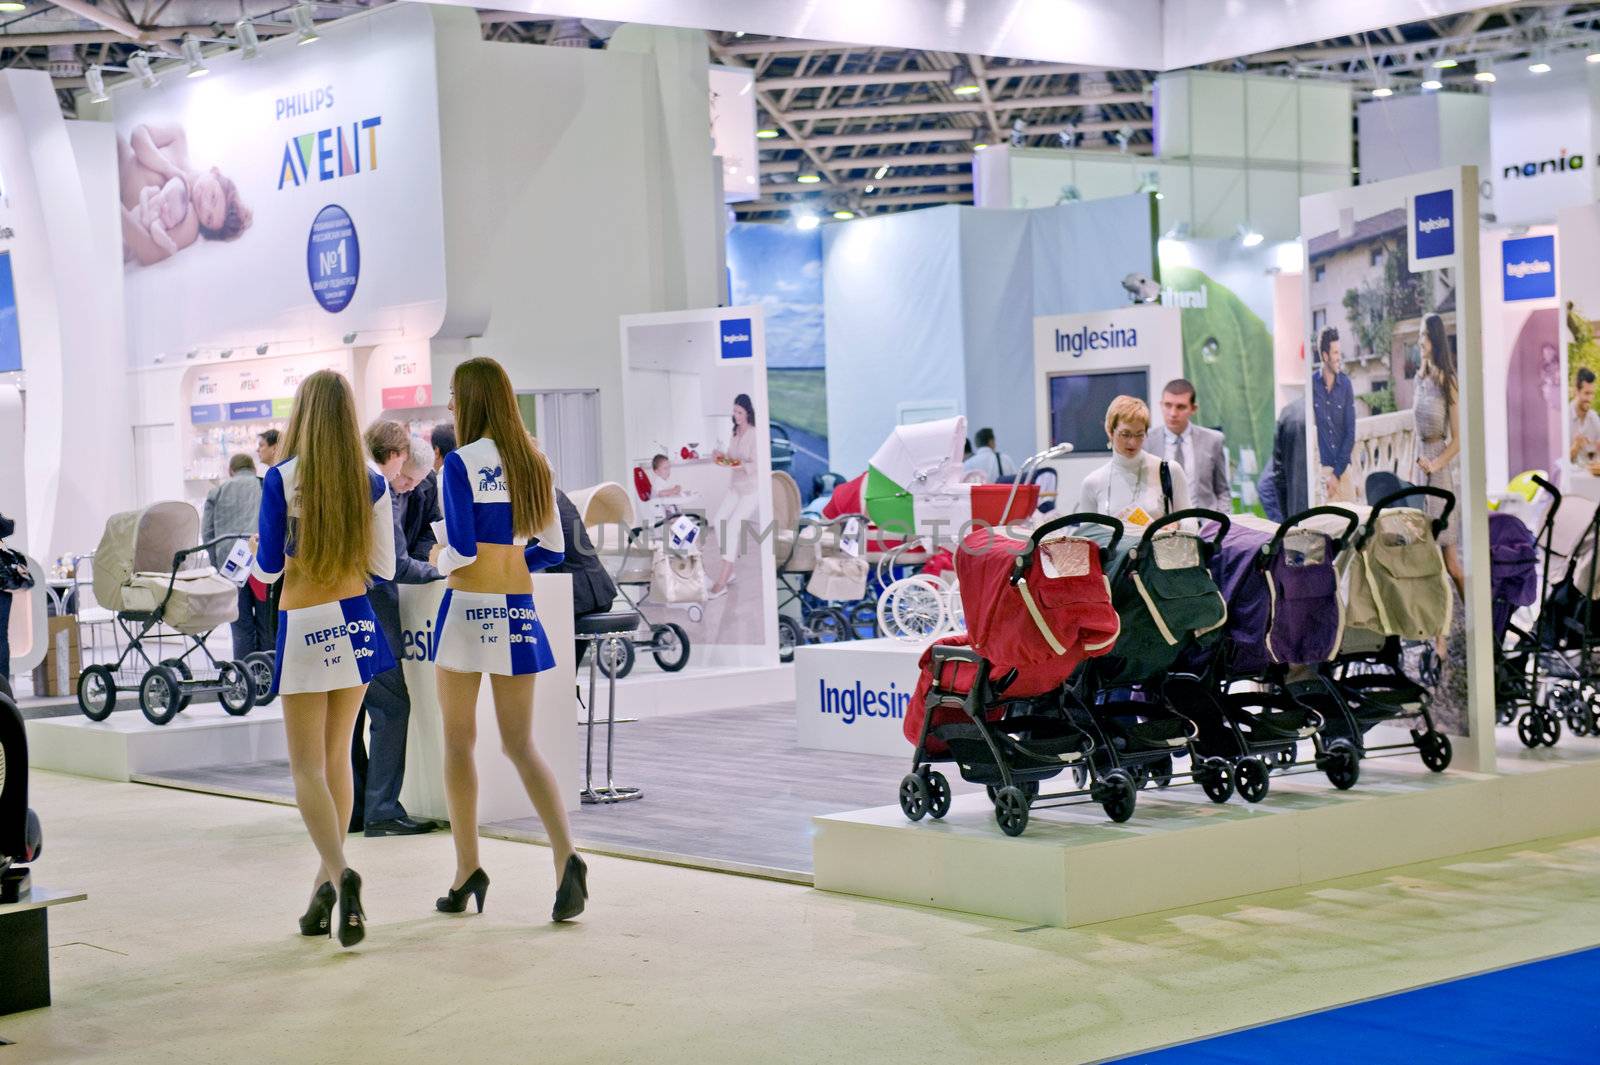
[48,0,144,41]
[762,152,974,173]
[967,54,1003,142]
[785,127,978,148]
[765,173,974,191]
[740,61,1106,92]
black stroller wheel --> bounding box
[986,780,1039,803]
[993,786,1029,836]
[1071,763,1090,789]
[77,664,117,721]
[1516,711,1542,749]
[899,774,929,822]
[1321,740,1360,790]
[1418,730,1452,772]
[1235,757,1271,803]
[924,770,952,819]
[808,609,848,645]
[138,666,184,726]
[1198,762,1234,803]
[217,661,256,716]
[1539,712,1562,748]
[1275,744,1298,770]
[1098,770,1137,823]
[650,623,691,672]
[777,616,802,663]
[244,652,276,706]
[159,659,193,713]
[849,602,879,640]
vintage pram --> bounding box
[1172,507,1359,802]
[75,502,258,726]
[1298,486,1457,775]
[900,508,1233,834]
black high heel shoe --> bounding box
[436,869,490,914]
[299,881,335,937]
[338,868,366,948]
[552,854,588,922]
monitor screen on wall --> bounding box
[0,252,20,373]
[1048,369,1149,455]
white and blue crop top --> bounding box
[436,436,566,576]
[250,457,397,586]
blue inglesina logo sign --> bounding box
[1502,234,1556,302]
[1413,189,1455,261]
[816,677,909,725]
[719,318,753,359]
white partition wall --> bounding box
[1300,167,1494,771]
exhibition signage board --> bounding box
[111,4,447,367]
[1299,166,1494,770]
[1487,54,1600,226]
[1479,225,1560,489]
[1559,203,1600,479]
[1032,303,1183,506]
[795,639,924,758]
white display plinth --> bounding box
[813,750,1600,928]
[795,637,929,757]
[619,662,794,719]
[398,574,579,823]
[26,704,287,782]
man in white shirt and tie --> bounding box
[1144,378,1231,512]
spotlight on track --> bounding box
[128,54,157,89]
[86,65,109,103]
[290,2,320,45]
[235,20,260,59]
[950,64,981,96]
[182,35,209,78]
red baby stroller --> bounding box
[900,515,1123,832]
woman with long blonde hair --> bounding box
[250,370,396,947]
[428,357,584,921]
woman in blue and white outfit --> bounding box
[250,370,396,948]
[428,357,585,922]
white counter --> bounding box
[398,573,579,822]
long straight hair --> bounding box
[452,357,554,538]
[278,370,371,586]
[1422,313,1456,422]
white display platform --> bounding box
[813,747,1600,928]
[400,573,579,821]
[795,637,928,756]
[26,704,287,783]
[617,662,794,719]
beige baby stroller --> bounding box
[76,502,257,725]
[570,482,696,679]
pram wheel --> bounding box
[650,623,691,672]
[849,602,879,640]
[1416,730,1452,772]
[1235,757,1270,804]
[1275,744,1298,770]
[244,652,276,706]
[993,786,1030,836]
[1515,711,1545,749]
[924,770,952,819]
[1095,771,1137,823]
[77,664,117,721]
[597,636,635,679]
[217,662,256,716]
[138,665,184,726]
[1197,762,1234,804]
[808,608,850,645]
[777,616,802,663]
[899,774,930,821]
[1320,739,1360,789]
[159,659,193,714]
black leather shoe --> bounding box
[364,816,437,837]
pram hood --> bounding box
[1100,511,1229,685]
[92,502,202,613]
[865,416,973,543]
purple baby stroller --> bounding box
[1173,507,1359,802]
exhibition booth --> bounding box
[5,3,1600,934]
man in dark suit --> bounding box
[353,424,442,836]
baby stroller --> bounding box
[76,502,257,725]
[772,470,871,656]
[900,514,1122,834]
[1486,477,1562,747]
[1310,486,1457,775]
[1518,478,1600,741]
[1176,507,1359,801]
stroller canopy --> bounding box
[865,416,971,541]
[1490,511,1539,641]
[1102,521,1228,685]
[92,502,201,613]
[1344,506,1453,641]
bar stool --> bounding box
[576,610,645,804]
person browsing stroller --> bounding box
[428,357,587,922]
[249,371,398,948]
[1076,395,1192,525]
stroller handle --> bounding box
[175,537,238,568]
[1142,508,1230,551]
[1364,486,1455,544]
[1263,506,1360,565]
[1011,513,1124,584]
[1530,474,1560,508]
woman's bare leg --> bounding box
[323,685,368,850]
[283,692,346,886]
[437,666,483,888]
[490,673,575,876]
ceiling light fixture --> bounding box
[0,2,27,11]
[973,142,989,150]
[1529,56,1551,74]
[235,19,260,59]
[1237,223,1264,248]
[756,128,780,139]
[86,65,109,103]
[793,208,820,232]
[832,210,855,220]
[796,172,821,184]
[1421,78,1443,91]
[950,64,981,96]
[1475,61,1496,83]
[1588,48,1600,64]
[181,35,209,77]
[290,2,319,45]
[128,54,157,89]
[864,184,876,193]
[874,165,890,180]
[1432,56,1458,69]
